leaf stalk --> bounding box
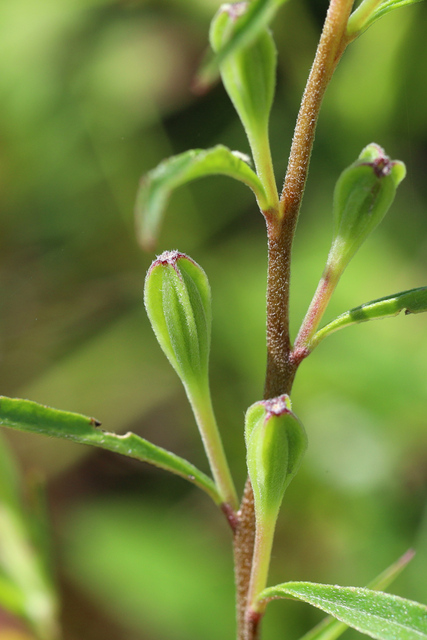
[189,382,238,510]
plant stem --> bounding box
[251,130,280,212]
[234,478,257,640]
[233,0,354,638]
[279,0,353,223]
[246,515,276,616]
[189,382,238,511]
[292,262,341,361]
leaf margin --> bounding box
[259,581,427,640]
[310,286,427,352]
[0,396,221,505]
[134,144,268,250]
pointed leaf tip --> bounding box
[311,286,427,350]
[347,0,425,39]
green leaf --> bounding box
[196,0,286,90]
[347,0,424,38]
[311,286,427,351]
[298,550,415,640]
[369,0,424,24]
[259,582,427,640]
[134,145,267,250]
[0,396,221,505]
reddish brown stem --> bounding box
[232,1,354,639]
[234,479,257,639]
[280,0,353,224]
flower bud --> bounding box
[330,143,406,270]
[245,395,307,519]
[144,250,211,392]
[209,3,277,158]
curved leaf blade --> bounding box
[310,286,427,351]
[134,145,267,250]
[297,550,415,640]
[260,582,427,640]
[0,397,221,504]
[370,0,424,23]
[348,0,424,38]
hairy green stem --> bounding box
[251,130,280,212]
[246,516,277,616]
[190,382,238,511]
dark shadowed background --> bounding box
[1,0,427,639]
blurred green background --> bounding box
[1,0,427,639]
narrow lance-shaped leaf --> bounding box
[0,396,221,505]
[310,286,427,352]
[135,145,267,250]
[347,0,424,40]
[259,582,427,640]
[195,0,286,91]
[297,550,415,640]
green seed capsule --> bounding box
[144,251,211,392]
[245,395,307,520]
[209,3,277,158]
[330,143,406,270]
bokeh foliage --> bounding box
[1,0,427,639]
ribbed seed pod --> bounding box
[144,250,211,392]
[245,394,307,520]
[330,143,406,269]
